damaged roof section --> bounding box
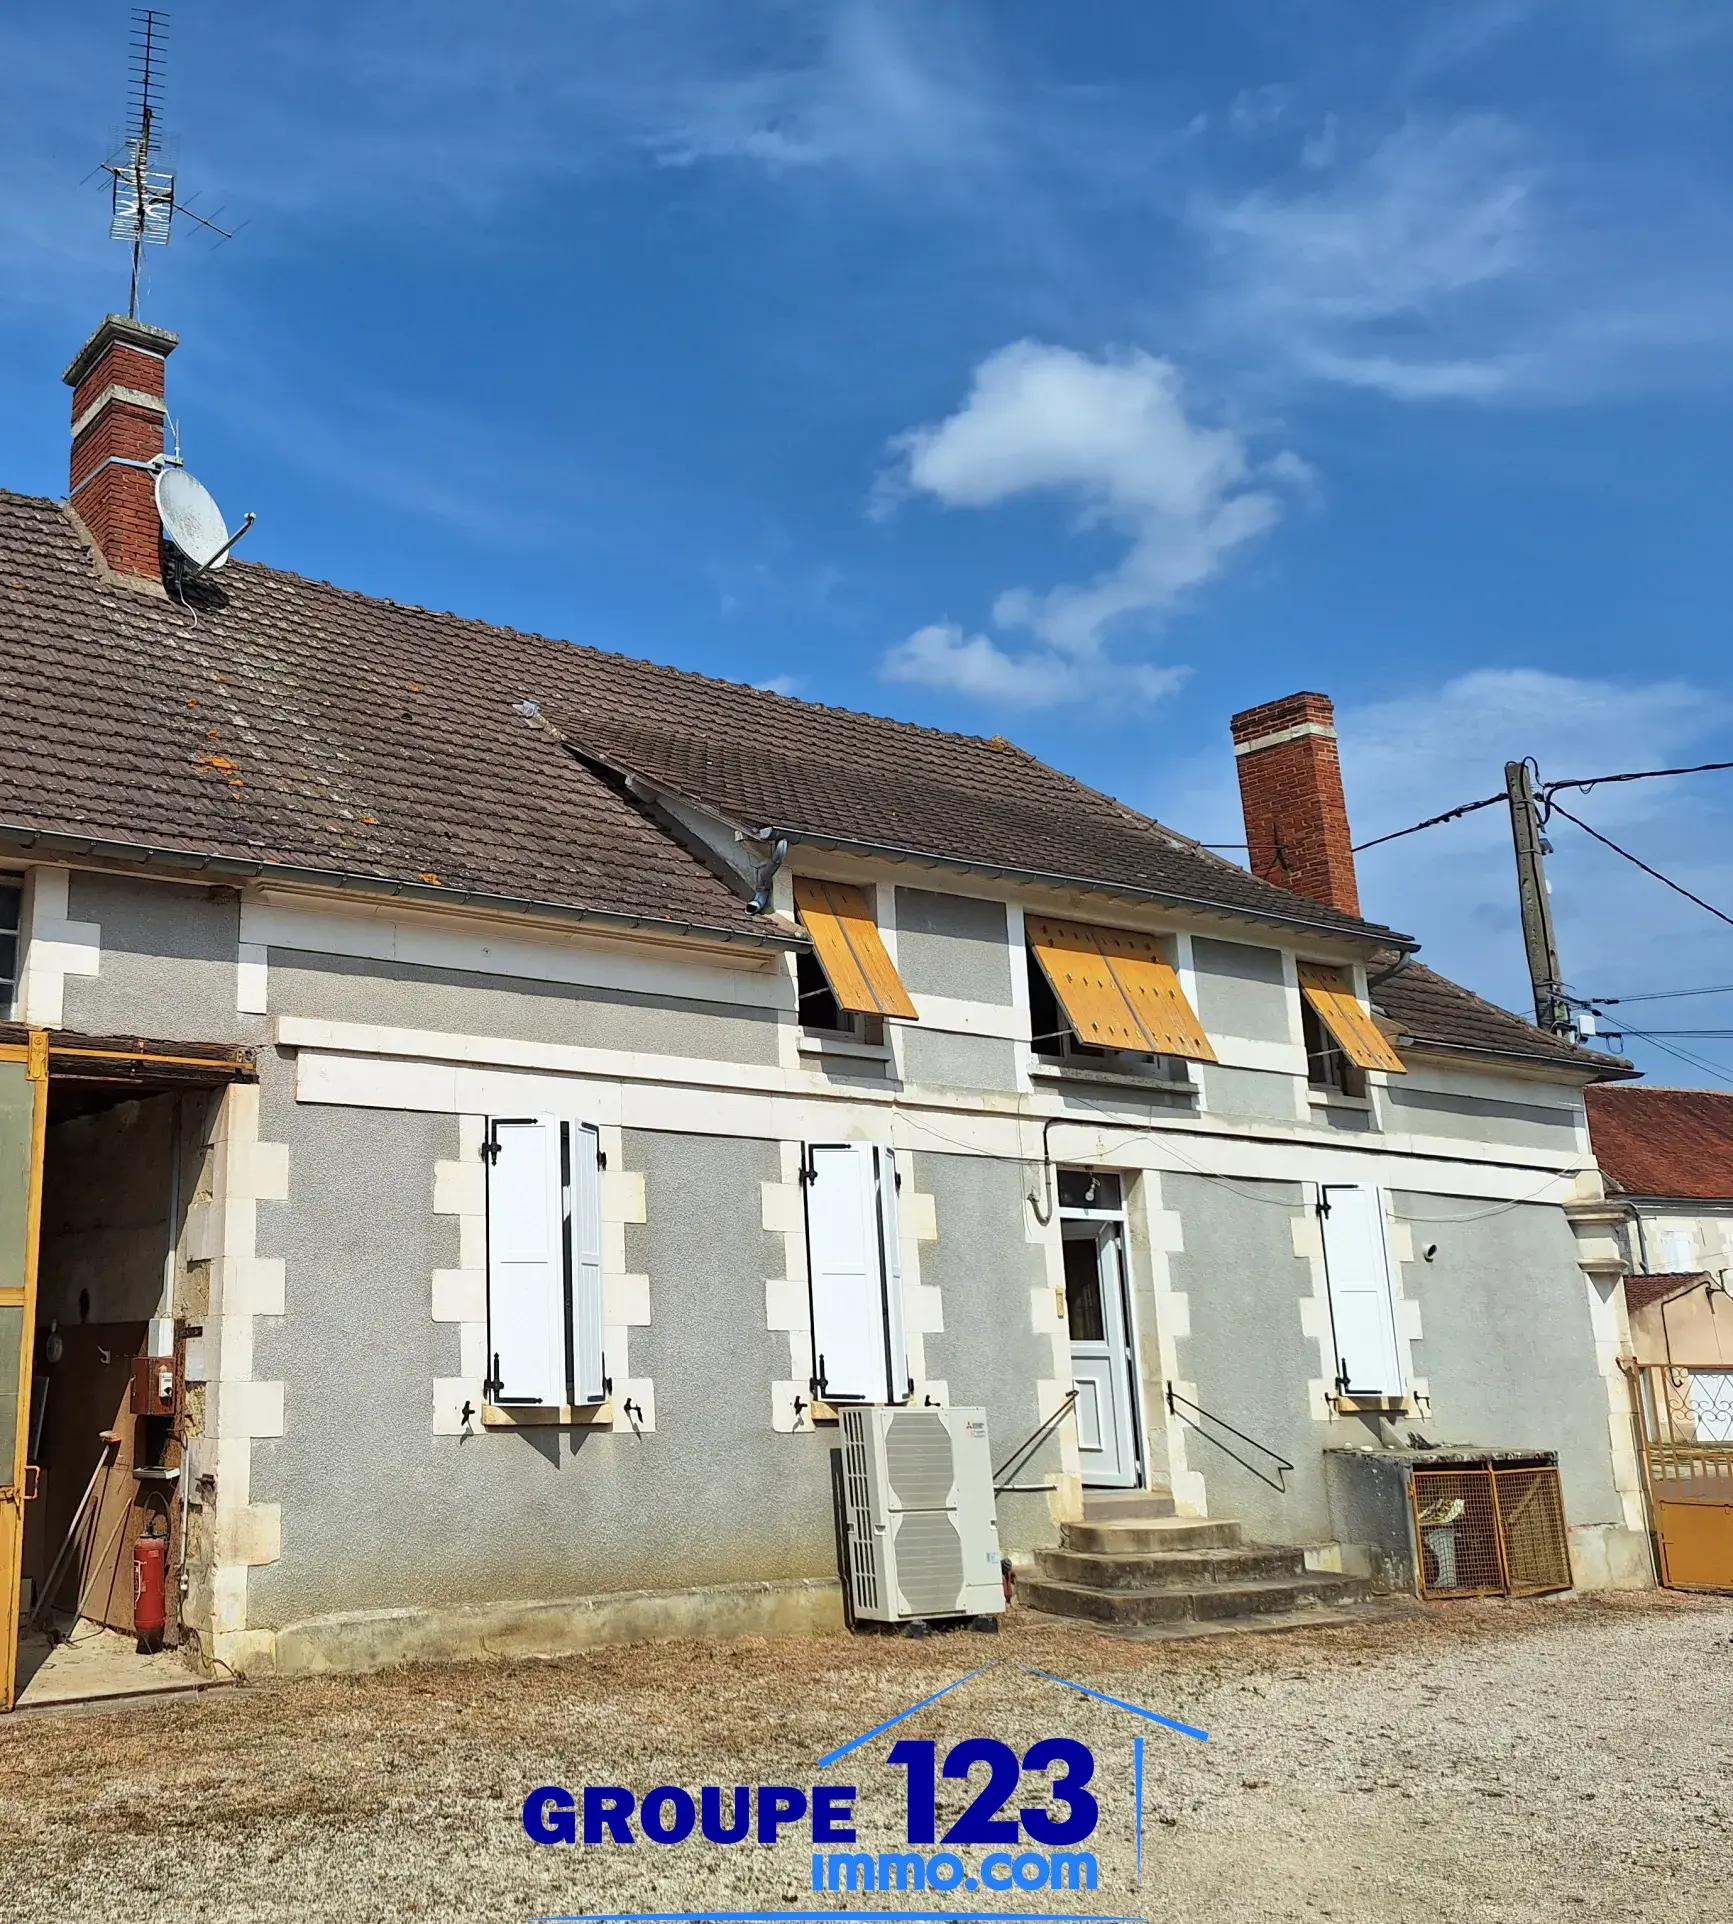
[0,492,788,944]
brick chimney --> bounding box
[63,313,179,592]
[1230,690,1361,917]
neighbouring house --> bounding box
[1585,1084,1733,1589]
[0,315,1655,1701]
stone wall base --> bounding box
[216,1577,845,1680]
[1567,1523,1655,1592]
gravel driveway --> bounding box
[3,1592,1729,1924]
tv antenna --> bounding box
[99,10,241,319]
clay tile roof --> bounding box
[0,487,1410,949]
[1370,961,1630,1076]
[544,704,1408,943]
[1623,1271,1713,1315]
[1586,1085,1733,1199]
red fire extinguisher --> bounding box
[134,1529,167,1650]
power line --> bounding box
[1612,1023,1733,1088]
[1545,800,1733,932]
[1353,793,1504,853]
[1352,756,1733,857]
[1546,757,1733,800]
[1586,983,1733,1006]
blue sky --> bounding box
[4,1,1732,1081]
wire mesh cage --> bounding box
[1410,1463,1571,1599]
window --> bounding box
[0,878,20,1016]
[1025,916,1212,1081]
[1303,998,1367,1099]
[802,1142,908,1405]
[1296,964,1406,1084]
[792,877,917,1044]
[484,1115,606,1408]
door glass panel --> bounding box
[1057,1169,1122,1212]
[1062,1235,1105,1341]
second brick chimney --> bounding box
[63,313,179,592]
[1230,690,1361,917]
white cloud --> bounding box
[880,341,1301,704]
[1196,116,1535,399]
[882,621,1187,709]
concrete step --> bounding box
[1061,1517,1245,1555]
[1036,1544,1311,1591]
[1081,1489,1176,1521]
[1022,1570,1374,1629]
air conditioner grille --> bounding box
[884,1410,954,1509]
[892,1509,966,1617]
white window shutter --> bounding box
[571,1122,607,1404]
[876,1148,910,1405]
[486,1117,569,1405]
[1319,1185,1404,1395]
[805,1143,903,1404]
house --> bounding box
[0,314,1654,1701]
[1584,1085,1733,1589]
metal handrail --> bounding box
[994,1387,1080,1494]
[1165,1383,1296,1494]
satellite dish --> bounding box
[155,464,232,571]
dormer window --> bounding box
[792,877,917,1044]
[1297,963,1406,1097]
[1025,915,1215,1081]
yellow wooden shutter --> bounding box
[1025,916,1148,1050]
[1094,926,1218,1063]
[1298,963,1406,1074]
[1026,915,1212,1059]
[793,878,919,1021]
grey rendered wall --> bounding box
[899,1028,1021,1093]
[914,1149,1060,1556]
[895,890,1012,1004]
[248,1084,835,1627]
[1382,1081,1581,1154]
[1199,1064,1298,1124]
[1164,1172,1333,1541]
[268,951,781,1066]
[1394,1195,1622,1526]
[1191,938,1290,1043]
[63,872,258,1044]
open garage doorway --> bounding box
[2,1028,252,1711]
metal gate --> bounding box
[1409,1464,1572,1599]
[1628,1362,1733,1592]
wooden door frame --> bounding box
[1,1032,48,1712]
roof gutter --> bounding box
[0,823,802,953]
[749,824,1420,953]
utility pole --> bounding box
[1505,760,1571,1035]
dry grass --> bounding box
[3,1591,1730,1923]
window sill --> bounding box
[1330,1392,1410,1416]
[482,1400,613,1429]
[1309,1090,1373,1112]
[798,1033,893,1065]
[1030,1061,1199,1098]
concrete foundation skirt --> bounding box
[227,1578,846,1680]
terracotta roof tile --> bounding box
[0,486,1410,950]
[1371,961,1628,1075]
[1586,1085,1733,1198]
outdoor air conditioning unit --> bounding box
[839,1405,1004,1624]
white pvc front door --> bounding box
[1063,1220,1139,1488]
